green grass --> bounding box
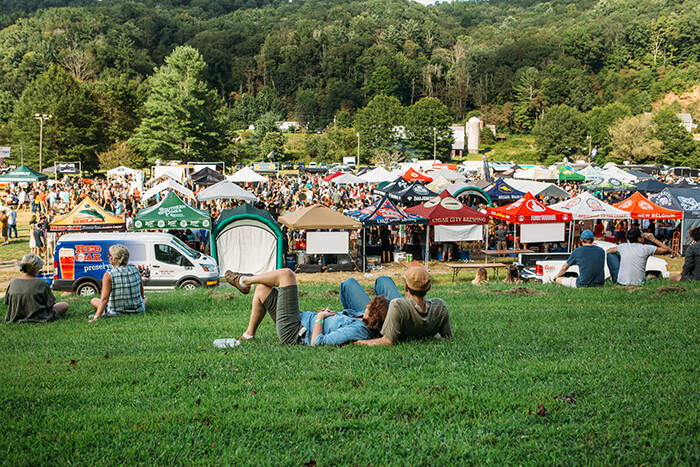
[1,280,698,465]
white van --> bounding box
[53,232,219,296]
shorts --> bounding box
[560,277,578,288]
[262,285,302,345]
[679,275,696,282]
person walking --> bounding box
[7,206,17,239]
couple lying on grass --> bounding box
[217,266,453,348]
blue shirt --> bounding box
[300,310,371,346]
[567,244,605,287]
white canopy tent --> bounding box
[143,179,196,202]
[578,165,606,180]
[507,179,571,198]
[514,166,559,181]
[550,192,631,220]
[426,174,454,193]
[197,180,258,202]
[428,167,466,182]
[146,171,180,186]
[331,173,368,185]
[228,166,268,183]
[107,166,141,178]
[602,164,638,182]
[359,166,395,183]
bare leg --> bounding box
[90,297,101,310]
[53,302,69,316]
[240,268,297,289]
[244,283,273,337]
[670,275,681,282]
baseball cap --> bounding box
[581,229,594,240]
[404,267,431,292]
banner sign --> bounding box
[0,147,10,159]
[57,163,78,173]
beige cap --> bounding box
[404,267,431,292]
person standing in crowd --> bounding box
[7,205,17,239]
[671,227,700,282]
[495,222,508,253]
[606,228,670,285]
[554,230,605,288]
[0,209,8,245]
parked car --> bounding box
[296,161,305,169]
[282,162,293,170]
[309,162,318,168]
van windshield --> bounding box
[173,237,202,259]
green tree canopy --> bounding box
[354,94,404,159]
[129,45,223,163]
[404,97,453,160]
[533,104,586,165]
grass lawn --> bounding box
[1,277,698,465]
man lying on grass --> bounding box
[350,267,453,346]
[218,268,389,347]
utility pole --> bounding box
[35,113,52,172]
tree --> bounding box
[533,105,586,165]
[366,65,400,100]
[404,97,453,160]
[9,64,105,171]
[653,108,699,166]
[129,46,223,163]
[260,131,285,160]
[609,114,662,164]
[354,94,404,160]
[586,102,631,158]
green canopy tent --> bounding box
[0,164,48,182]
[133,191,211,232]
[557,165,585,182]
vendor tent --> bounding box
[426,174,453,193]
[507,179,571,198]
[671,177,699,188]
[49,197,125,232]
[107,166,141,178]
[514,166,558,181]
[359,166,394,183]
[133,192,211,231]
[143,179,196,201]
[581,176,636,192]
[406,191,488,243]
[347,197,428,269]
[429,168,465,182]
[651,188,700,249]
[445,182,492,206]
[374,177,412,197]
[0,164,48,182]
[322,172,343,182]
[190,167,225,186]
[578,165,606,180]
[278,204,361,230]
[633,178,670,193]
[196,180,258,203]
[550,192,630,220]
[402,167,432,182]
[387,181,437,203]
[602,164,638,182]
[484,178,526,201]
[501,164,523,178]
[331,173,368,185]
[212,204,283,275]
[228,166,267,183]
[613,192,683,220]
[487,192,570,244]
[557,165,585,182]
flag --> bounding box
[482,153,492,182]
[590,146,598,160]
[266,150,275,160]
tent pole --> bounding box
[425,224,429,268]
[362,227,366,272]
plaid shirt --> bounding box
[108,265,145,313]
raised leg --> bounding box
[374,276,402,301]
[340,278,370,316]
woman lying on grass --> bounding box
[218,268,389,347]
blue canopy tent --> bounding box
[484,178,526,202]
[347,196,428,270]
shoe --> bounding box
[213,338,241,348]
[224,271,251,294]
[239,334,254,342]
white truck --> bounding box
[518,241,670,283]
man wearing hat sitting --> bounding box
[554,229,605,288]
[355,267,453,345]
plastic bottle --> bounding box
[213,338,240,348]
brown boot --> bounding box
[224,271,251,294]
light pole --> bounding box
[433,128,437,164]
[35,113,51,172]
[356,132,360,162]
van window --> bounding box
[127,244,147,262]
[154,244,191,267]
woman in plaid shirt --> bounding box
[89,244,146,322]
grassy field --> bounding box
[1,274,698,464]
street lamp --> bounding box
[35,113,52,172]
[356,132,360,162]
[433,128,437,164]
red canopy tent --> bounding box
[402,167,432,182]
[487,192,570,223]
[406,191,488,225]
[613,191,683,219]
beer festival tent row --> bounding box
[386,181,438,203]
[651,188,700,250]
[189,167,225,186]
[143,179,196,202]
[633,178,671,193]
[358,166,394,184]
[444,182,493,206]
[581,176,636,192]
[278,204,362,263]
[406,191,489,255]
[506,179,571,199]
[49,197,126,232]
[557,165,586,182]
[228,166,268,183]
[0,164,48,182]
[106,166,142,178]
[347,196,429,270]
[213,204,284,276]
[487,192,571,244]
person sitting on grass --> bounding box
[355,267,453,346]
[670,227,700,282]
[606,228,670,286]
[4,254,69,323]
[554,229,605,288]
[472,267,488,285]
[221,268,389,347]
[89,244,147,322]
[503,265,522,285]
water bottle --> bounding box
[213,338,240,348]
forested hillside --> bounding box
[0,0,698,171]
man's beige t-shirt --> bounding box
[381,298,453,343]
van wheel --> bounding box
[76,282,99,296]
[179,280,199,291]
